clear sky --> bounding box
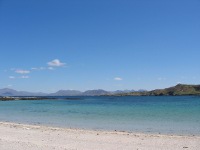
[0,0,200,92]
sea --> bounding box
[0,96,200,135]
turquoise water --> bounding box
[0,96,200,135]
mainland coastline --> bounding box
[1,84,200,102]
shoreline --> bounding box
[0,120,199,137]
[0,121,200,150]
[1,121,197,137]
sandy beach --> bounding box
[0,122,199,150]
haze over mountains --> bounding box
[0,88,47,96]
[0,88,141,96]
[1,84,200,96]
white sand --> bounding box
[0,122,199,150]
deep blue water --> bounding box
[0,96,200,135]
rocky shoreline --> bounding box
[0,96,56,101]
[0,96,84,101]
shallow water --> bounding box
[0,96,200,135]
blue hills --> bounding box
[0,88,139,96]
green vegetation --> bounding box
[112,84,200,96]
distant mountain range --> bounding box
[49,90,82,96]
[1,84,199,97]
[0,88,144,96]
[0,88,46,96]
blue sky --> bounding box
[0,0,200,92]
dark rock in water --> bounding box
[0,96,84,101]
[0,97,14,101]
[0,97,56,101]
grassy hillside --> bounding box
[148,84,200,96]
[112,84,200,96]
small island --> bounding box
[0,97,56,101]
[0,96,84,101]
